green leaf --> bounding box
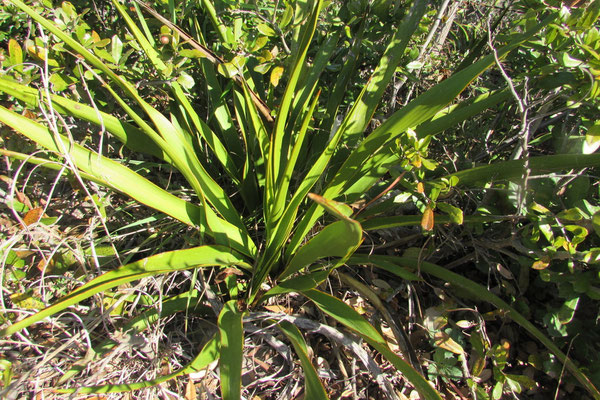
[8,39,23,73]
[302,289,443,400]
[279,213,362,280]
[179,48,207,58]
[436,203,464,225]
[267,0,323,222]
[219,300,244,400]
[289,16,555,257]
[348,255,420,281]
[0,246,250,337]
[279,3,293,28]
[111,34,123,63]
[57,335,219,393]
[557,297,580,324]
[331,0,427,155]
[592,211,600,237]
[48,73,77,92]
[257,23,276,37]
[277,321,328,399]
[0,77,170,162]
[177,71,195,89]
[0,105,254,256]
[308,193,354,220]
[353,255,600,399]
[441,154,600,188]
[263,270,331,300]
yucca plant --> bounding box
[2,0,600,398]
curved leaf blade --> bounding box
[277,320,328,399]
[351,255,600,400]
[302,289,442,400]
[218,300,244,400]
[280,218,362,280]
[1,246,249,337]
[57,335,219,393]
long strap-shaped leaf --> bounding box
[218,300,244,400]
[111,0,241,184]
[440,153,600,187]
[267,0,323,223]
[10,0,251,242]
[56,335,219,393]
[0,78,171,163]
[0,105,255,256]
[279,196,362,280]
[0,105,196,225]
[250,194,360,303]
[268,90,321,238]
[131,0,273,122]
[0,245,250,337]
[361,214,517,231]
[277,320,329,399]
[331,0,428,158]
[348,255,600,400]
[287,15,555,256]
[302,289,443,400]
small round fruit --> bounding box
[160,35,170,45]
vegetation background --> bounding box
[1,0,600,399]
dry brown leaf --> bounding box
[496,263,514,279]
[35,258,53,273]
[16,191,33,209]
[185,378,197,400]
[421,206,434,231]
[253,356,271,372]
[214,267,244,283]
[23,207,44,226]
[263,304,291,314]
[532,259,550,270]
[433,331,464,354]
